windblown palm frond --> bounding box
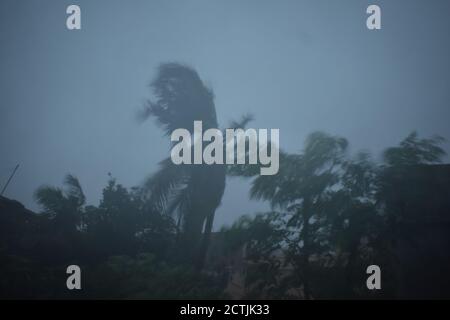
[34,186,65,217]
[383,131,446,166]
[139,63,218,136]
[64,174,86,208]
[34,174,85,230]
[143,157,188,212]
[227,113,254,130]
[233,131,348,209]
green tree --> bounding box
[34,174,85,233]
[326,152,381,297]
[229,131,348,298]
[383,131,445,166]
[81,176,176,259]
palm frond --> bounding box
[64,174,86,207]
[227,113,254,130]
[383,131,446,166]
[34,185,65,216]
[141,62,218,136]
[143,157,188,211]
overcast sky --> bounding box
[1,0,450,229]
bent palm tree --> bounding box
[34,174,86,232]
[140,63,251,269]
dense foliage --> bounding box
[1,129,446,299]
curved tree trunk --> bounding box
[196,210,215,271]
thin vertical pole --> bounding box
[0,164,20,196]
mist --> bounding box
[1,0,450,231]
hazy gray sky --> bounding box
[1,0,450,229]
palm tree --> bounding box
[140,63,251,269]
[34,174,86,233]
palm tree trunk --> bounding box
[196,211,215,271]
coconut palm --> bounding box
[140,63,251,269]
[34,174,85,232]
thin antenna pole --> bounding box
[0,164,20,196]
